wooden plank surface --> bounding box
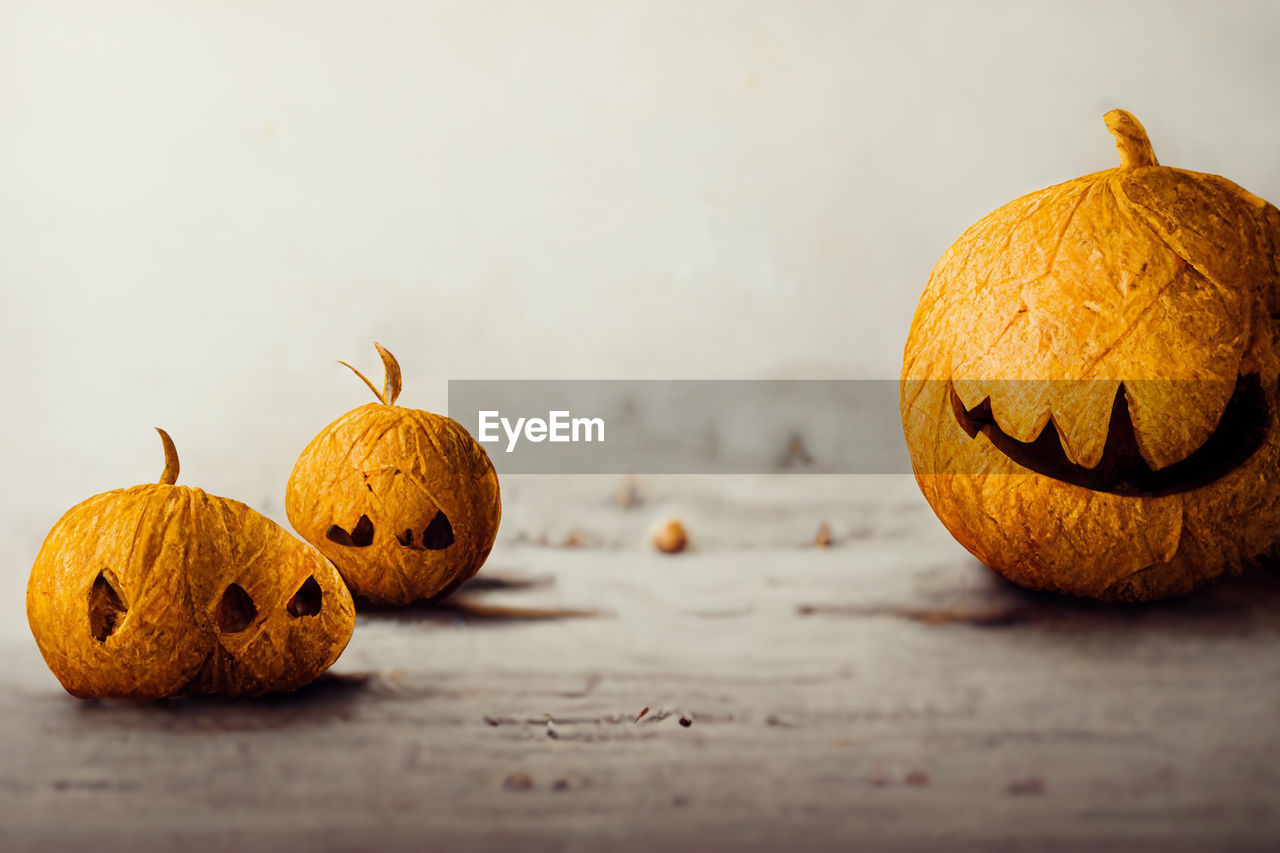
[2,475,1279,852]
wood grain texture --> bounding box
[2,475,1278,852]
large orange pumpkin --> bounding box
[901,110,1280,601]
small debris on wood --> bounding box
[483,715,501,727]
[634,706,650,724]
[546,719,559,739]
[562,673,604,698]
[869,771,892,787]
[797,601,1027,627]
[552,778,571,792]
[904,770,931,787]
[653,519,689,554]
[679,714,693,728]
[616,475,641,508]
[777,433,814,468]
[561,530,590,548]
[764,714,793,728]
[633,709,675,725]
[442,599,601,622]
[459,572,554,593]
[814,522,833,548]
[1007,776,1045,795]
[672,794,691,807]
[502,773,534,791]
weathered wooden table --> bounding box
[2,475,1278,851]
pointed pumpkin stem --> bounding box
[1104,109,1158,169]
[373,342,402,405]
[338,342,403,405]
[156,428,179,485]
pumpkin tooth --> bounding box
[985,383,1054,445]
[1044,379,1121,469]
[1125,377,1238,470]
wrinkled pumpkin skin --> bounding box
[27,435,355,699]
[901,110,1280,601]
[286,345,501,605]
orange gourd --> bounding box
[902,110,1280,601]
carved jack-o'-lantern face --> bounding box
[286,344,501,605]
[901,110,1280,601]
[26,430,355,699]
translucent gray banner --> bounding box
[448,378,1266,480]
[446,380,908,474]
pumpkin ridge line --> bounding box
[323,407,370,483]
[1041,180,1096,283]
[234,516,272,596]
[194,489,237,634]
[414,410,451,464]
[949,184,1093,373]
[356,416,401,471]
[1108,178,1237,302]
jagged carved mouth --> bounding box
[950,374,1269,497]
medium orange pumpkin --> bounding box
[286,344,501,605]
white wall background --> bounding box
[4,1,1280,601]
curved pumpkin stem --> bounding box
[156,428,179,485]
[339,342,403,406]
[1104,109,1158,169]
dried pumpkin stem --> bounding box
[156,428,179,485]
[374,342,402,406]
[338,343,403,406]
[1104,109,1158,169]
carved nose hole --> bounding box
[216,583,257,633]
[88,569,127,642]
[422,511,454,550]
[395,528,416,547]
[326,514,375,548]
[287,576,323,617]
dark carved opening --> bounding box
[326,513,375,548]
[950,374,1268,496]
[422,511,454,550]
[88,569,127,642]
[215,583,258,633]
[395,528,415,547]
[287,576,323,617]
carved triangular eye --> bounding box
[287,576,323,617]
[327,514,375,548]
[216,583,257,633]
[422,511,454,550]
[88,569,127,642]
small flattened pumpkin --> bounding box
[27,430,355,699]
